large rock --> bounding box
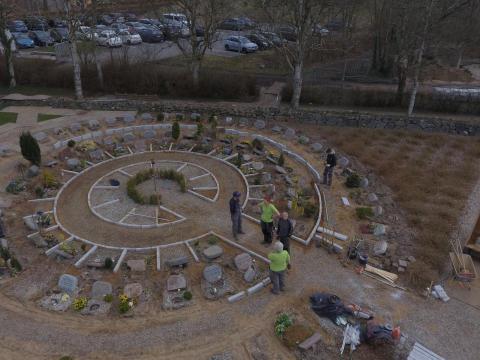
[24,215,38,230]
[203,245,223,260]
[88,119,100,130]
[27,165,39,178]
[254,120,266,130]
[284,127,296,139]
[311,143,323,152]
[66,158,80,170]
[91,281,112,300]
[360,177,369,188]
[203,264,223,283]
[373,240,388,256]
[367,193,378,203]
[338,156,349,167]
[127,259,146,272]
[234,253,252,271]
[243,267,255,283]
[124,283,143,298]
[58,274,78,294]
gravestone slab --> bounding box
[91,281,112,300]
[58,274,78,294]
[203,245,223,260]
[373,224,386,236]
[251,162,264,171]
[24,215,38,230]
[373,240,388,256]
[33,132,48,142]
[287,188,296,198]
[190,112,201,121]
[254,120,266,129]
[127,259,146,272]
[311,143,323,152]
[239,118,249,127]
[244,267,255,283]
[134,140,147,151]
[262,173,272,183]
[166,255,189,267]
[243,154,252,162]
[70,123,81,132]
[88,119,100,130]
[81,299,111,315]
[66,158,80,170]
[203,264,223,283]
[284,175,294,186]
[30,233,47,248]
[167,274,187,291]
[234,253,252,272]
[39,293,72,312]
[124,283,143,298]
[123,132,136,142]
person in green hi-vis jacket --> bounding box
[268,241,290,294]
[259,195,280,245]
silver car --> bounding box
[224,36,258,53]
[96,30,122,47]
[117,29,142,45]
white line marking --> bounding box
[28,197,56,203]
[223,152,238,161]
[104,151,115,159]
[114,249,128,272]
[156,247,161,271]
[192,186,217,191]
[117,169,132,177]
[189,172,210,181]
[177,163,187,172]
[169,142,173,150]
[187,189,214,202]
[45,236,74,256]
[185,242,199,262]
[75,245,98,268]
[94,185,119,189]
[93,198,120,209]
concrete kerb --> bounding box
[305,183,323,245]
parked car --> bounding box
[237,16,256,29]
[76,26,96,40]
[50,27,69,42]
[25,16,48,31]
[219,18,245,31]
[245,33,270,50]
[96,30,122,47]
[117,29,142,45]
[313,25,330,36]
[111,23,128,32]
[7,20,28,33]
[224,35,258,53]
[12,32,35,49]
[29,30,55,46]
[98,14,114,26]
[124,13,137,22]
[48,18,67,28]
[162,13,188,27]
[135,25,165,43]
[278,25,297,42]
[260,31,285,47]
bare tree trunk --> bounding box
[7,51,15,88]
[291,60,304,109]
[407,0,434,117]
[456,46,464,69]
[94,52,104,90]
[192,60,200,88]
[70,41,84,100]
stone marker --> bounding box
[239,118,249,127]
[407,256,416,263]
[338,157,349,167]
[284,128,296,139]
[272,125,282,133]
[203,264,223,283]
[24,215,38,230]
[141,113,154,122]
[66,158,80,170]
[367,193,378,203]
[285,175,294,186]
[88,119,100,130]
[373,240,388,256]
[203,245,223,260]
[91,281,113,300]
[89,149,103,161]
[165,256,189,267]
[360,177,369,188]
[31,234,48,248]
[33,132,48,142]
[143,130,156,139]
[27,165,39,178]
[398,259,408,268]
[311,143,323,152]
[275,165,287,175]
[105,117,117,127]
[124,283,143,298]
[251,162,264,171]
[127,259,146,272]
[167,274,187,291]
[58,274,78,294]
[373,224,386,236]
[373,205,383,216]
[70,123,81,132]
[298,135,310,144]
[224,116,234,125]
[234,253,252,272]
[254,120,266,130]
[243,267,255,283]
[123,132,136,142]
[243,154,252,162]
[123,114,135,124]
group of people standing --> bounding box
[228,148,338,295]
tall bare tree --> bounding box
[0,0,16,88]
[260,0,332,109]
[164,0,232,88]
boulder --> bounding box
[360,177,369,188]
[311,143,323,152]
[203,245,223,260]
[203,264,223,283]
[243,267,255,283]
[367,193,378,203]
[284,128,296,139]
[66,158,80,171]
[234,253,252,271]
[338,157,349,167]
[254,120,266,130]
[27,165,39,178]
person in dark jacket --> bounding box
[229,191,244,240]
[276,212,293,253]
[323,148,337,186]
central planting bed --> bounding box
[127,168,187,205]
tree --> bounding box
[259,0,332,109]
[164,0,232,87]
[0,1,16,88]
[172,121,180,140]
[20,132,41,165]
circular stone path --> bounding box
[55,151,247,249]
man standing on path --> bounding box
[323,148,337,186]
[276,212,293,253]
[229,191,244,240]
[268,241,290,294]
[259,195,280,245]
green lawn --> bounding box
[0,112,18,126]
[38,113,63,122]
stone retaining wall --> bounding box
[2,97,479,136]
